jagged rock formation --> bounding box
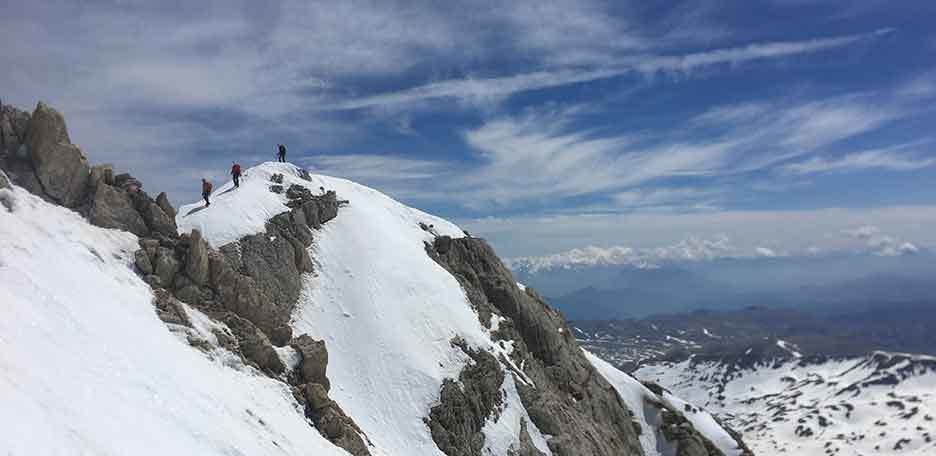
[428,236,733,456]
[428,236,643,455]
[427,338,507,456]
[1,100,370,456]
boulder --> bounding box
[142,201,177,237]
[89,164,114,187]
[0,170,12,211]
[0,112,18,155]
[291,334,330,389]
[153,289,192,327]
[155,192,176,218]
[318,191,339,224]
[154,247,180,287]
[185,229,210,286]
[25,102,89,207]
[0,169,10,190]
[219,313,285,375]
[134,249,154,275]
[88,183,149,236]
[139,238,160,263]
[304,382,331,411]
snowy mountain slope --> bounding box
[0,184,346,456]
[2,147,747,456]
[175,162,748,456]
[178,163,550,456]
[636,352,936,455]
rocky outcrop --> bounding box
[292,335,372,456]
[656,402,726,456]
[426,339,505,456]
[24,102,90,207]
[0,169,10,191]
[0,101,178,237]
[88,182,150,236]
[429,236,715,456]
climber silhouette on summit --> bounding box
[201,178,213,206]
[277,144,287,163]
[231,162,242,188]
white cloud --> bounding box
[326,29,891,111]
[505,236,745,273]
[783,143,936,174]
[842,225,919,256]
[460,206,936,259]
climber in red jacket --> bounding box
[231,162,242,188]
[202,178,213,206]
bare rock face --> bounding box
[185,229,210,286]
[154,247,180,287]
[218,312,285,375]
[0,169,10,191]
[155,192,176,218]
[427,341,505,456]
[292,335,330,390]
[24,102,89,207]
[291,336,372,456]
[88,183,150,236]
[429,236,645,456]
[140,198,177,237]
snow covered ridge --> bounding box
[636,351,936,455]
[0,185,347,455]
[2,99,749,455]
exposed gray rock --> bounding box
[154,247,180,288]
[292,334,330,390]
[220,221,306,345]
[0,169,13,211]
[304,382,331,411]
[25,102,89,207]
[141,200,177,237]
[153,289,192,327]
[427,341,505,456]
[155,192,176,218]
[219,312,285,375]
[657,404,726,456]
[429,236,646,456]
[134,249,154,275]
[89,164,114,187]
[0,169,10,190]
[185,229,210,286]
[511,419,547,456]
[88,183,150,236]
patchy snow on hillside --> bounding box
[0,185,344,456]
[585,351,744,456]
[637,353,936,455]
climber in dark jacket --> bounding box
[231,162,242,188]
[277,144,287,163]
[202,178,213,206]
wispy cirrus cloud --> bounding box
[326,29,893,111]
[784,143,936,174]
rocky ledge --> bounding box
[0,100,370,456]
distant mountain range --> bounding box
[510,253,936,320]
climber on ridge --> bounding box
[201,178,213,206]
[277,144,287,163]
[231,162,242,188]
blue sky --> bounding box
[4,0,936,259]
